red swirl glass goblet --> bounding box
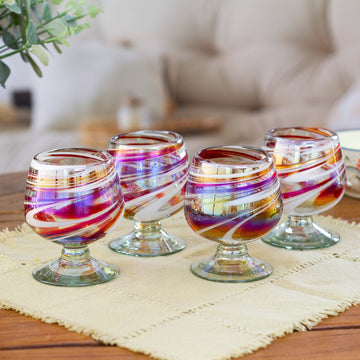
[262,127,346,250]
[108,130,189,256]
[184,146,283,282]
[25,148,124,286]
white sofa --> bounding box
[1,0,360,173]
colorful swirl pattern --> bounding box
[24,148,124,245]
[108,131,189,222]
[184,146,283,243]
[263,127,346,215]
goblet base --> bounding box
[109,220,185,257]
[262,215,340,250]
[32,246,119,287]
[191,244,272,283]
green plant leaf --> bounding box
[2,28,18,49]
[53,42,62,54]
[20,52,29,62]
[61,38,69,47]
[4,1,22,14]
[50,0,63,5]
[42,0,52,22]
[3,0,16,5]
[46,18,68,38]
[12,25,20,39]
[26,19,38,45]
[24,52,42,78]
[0,60,11,88]
[66,0,85,17]
[10,12,21,26]
[88,5,102,18]
[64,13,76,26]
[31,5,41,23]
[30,44,49,66]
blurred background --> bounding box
[1,0,360,174]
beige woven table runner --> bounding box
[1,213,360,360]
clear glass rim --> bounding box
[32,148,113,169]
[194,145,272,168]
[109,130,183,150]
[265,127,338,144]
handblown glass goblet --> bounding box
[184,146,283,282]
[25,148,124,286]
[107,130,189,256]
[262,127,346,250]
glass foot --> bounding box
[32,247,119,286]
[109,220,185,257]
[262,215,340,250]
[191,244,272,283]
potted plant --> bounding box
[0,0,101,87]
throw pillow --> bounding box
[328,82,360,130]
[31,40,168,131]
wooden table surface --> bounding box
[1,172,360,360]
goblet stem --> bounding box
[59,246,91,267]
[215,244,249,261]
[135,220,163,238]
[191,243,272,283]
[109,220,185,257]
[32,245,119,287]
[262,215,340,250]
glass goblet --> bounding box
[107,130,189,256]
[184,146,283,283]
[25,148,124,286]
[262,127,346,250]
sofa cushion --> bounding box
[328,81,360,130]
[97,0,360,111]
